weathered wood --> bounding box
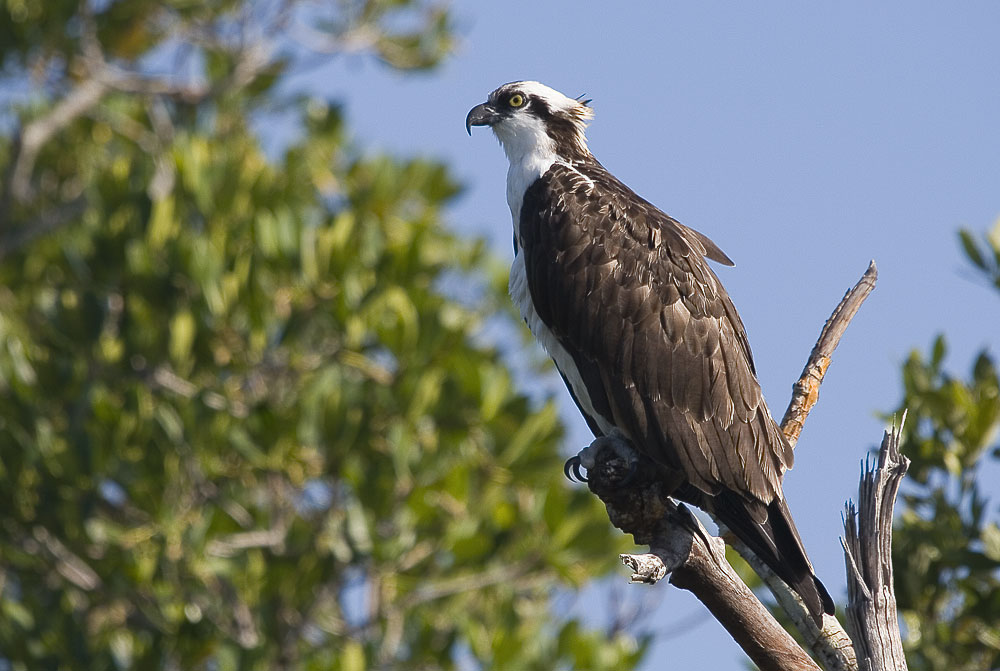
[781,261,878,449]
[841,415,910,671]
[731,535,857,671]
[723,262,879,669]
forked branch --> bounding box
[841,415,910,671]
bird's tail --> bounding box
[710,490,835,627]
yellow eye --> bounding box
[508,94,525,108]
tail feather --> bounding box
[766,496,835,621]
[705,490,834,626]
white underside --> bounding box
[493,95,618,439]
[509,244,617,438]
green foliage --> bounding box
[959,218,1000,291]
[0,2,643,670]
[888,226,1000,671]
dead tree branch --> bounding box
[841,415,910,671]
[781,261,879,449]
[729,534,858,670]
[720,261,881,666]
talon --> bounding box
[563,458,575,480]
[563,456,588,483]
[570,436,642,487]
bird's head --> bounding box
[466,81,593,162]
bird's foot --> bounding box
[564,434,639,485]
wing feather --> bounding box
[519,160,790,506]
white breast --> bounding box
[508,248,617,437]
[492,105,616,436]
[494,113,558,227]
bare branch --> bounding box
[841,414,910,671]
[716,261,881,669]
[5,79,108,203]
[398,560,543,610]
[28,525,102,591]
[730,533,858,671]
[291,20,381,55]
[206,525,289,557]
[781,261,878,448]
[146,364,250,418]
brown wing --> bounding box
[519,160,792,515]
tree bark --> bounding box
[841,415,910,671]
[780,260,878,449]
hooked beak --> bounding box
[466,102,502,135]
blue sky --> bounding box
[311,3,1000,668]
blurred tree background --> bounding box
[888,222,1000,671]
[0,1,643,669]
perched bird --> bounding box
[466,81,834,625]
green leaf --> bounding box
[0,3,645,670]
[341,641,365,671]
[983,523,1000,562]
[959,228,987,270]
[169,309,196,366]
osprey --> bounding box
[466,81,834,625]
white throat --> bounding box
[493,115,558,229]
[485,84,611,438]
